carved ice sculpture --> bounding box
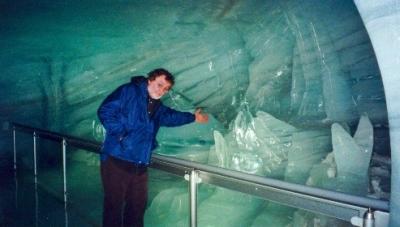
[253,111,298,178]
[332,114,373,195]
[213,130,229,168]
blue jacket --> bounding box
[97,76,195,165]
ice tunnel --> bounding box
[0,0,399,226]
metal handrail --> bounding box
[11,122,390,226]
[13,122,102,152]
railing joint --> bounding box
[184,169,202,184]
[62,138,67,146]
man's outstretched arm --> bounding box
[158,106,208,127]
[194,108,209,123]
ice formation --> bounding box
[332,114,373,195]
[0,0,392,226]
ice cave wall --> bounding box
[0,0,389,134]
[0,0,397,224]
[354,1,400,226]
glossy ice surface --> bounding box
[0,0,394,226]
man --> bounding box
[97,68,208,227]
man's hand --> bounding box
[195,108,209,123]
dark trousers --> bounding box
[101,156,148,227]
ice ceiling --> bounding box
[0,0,394,225]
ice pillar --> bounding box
[354,0,400,226]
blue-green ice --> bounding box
[0,0,396,226]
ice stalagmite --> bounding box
[288,115,373,226]
[212,130,230,168]
[285,130,331,184]
[253,111,298,178]
[332,114,373,195]
[228,103,264,175]
[196,107,268,226]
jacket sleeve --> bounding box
[158,105,195,127]
[97,84,128,137]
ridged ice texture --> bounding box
[0,0,393,226]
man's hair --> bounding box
[147,68,175,86]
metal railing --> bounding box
[11,122,390,227]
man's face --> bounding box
[147,75,172,99]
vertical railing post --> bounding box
[363,208,374,227]
[33,131,39,227]
[351,208,375,227]
[62,138,68,203]
[189,170,201,227]
[13,126,18,209]
[62,138,69,227]
[13,126,16,172]
[33,131,38,184]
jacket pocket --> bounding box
[120,132,140,151]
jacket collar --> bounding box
[130,76,149,99]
